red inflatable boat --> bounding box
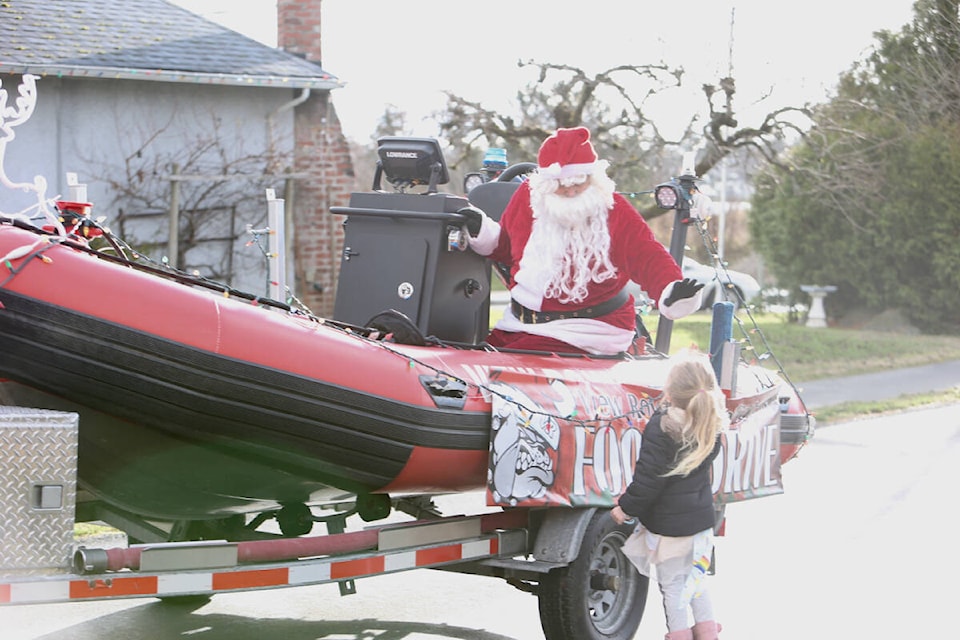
[0,137,812,542]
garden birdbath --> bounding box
[800,285,837,328]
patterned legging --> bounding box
[659,573,715,632]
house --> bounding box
[0,0,353,315]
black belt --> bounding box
[510,289,630,324]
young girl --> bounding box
[610,352,727,640]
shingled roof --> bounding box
[0,0,341,90]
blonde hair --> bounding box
[661,353,728,477]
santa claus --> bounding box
[463,126,703,355]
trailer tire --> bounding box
[537,510,647,640]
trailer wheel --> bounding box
[537,510,648,640]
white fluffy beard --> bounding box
[523,178,618,304]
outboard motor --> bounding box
[332,137,491,343]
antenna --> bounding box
[718,6,736,260]
[728,7,735,78]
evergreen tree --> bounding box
[750,0,960,333]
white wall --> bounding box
[1,74,300,296]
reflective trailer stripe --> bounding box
[157,572,213,595]
[70,576,159,599]
[383,550,416,572]
[5,580,71,604]
[212,568,287,591]
[331,556,384,580]
[288,563,331,585]
[416,543,463,566]
[462,539,494,559]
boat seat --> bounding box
[466,180,520,222]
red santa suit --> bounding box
[468,127,700,355]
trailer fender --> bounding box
[531,507,598,564]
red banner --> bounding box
[485,369,783,508]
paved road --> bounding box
[796,358,960,409]
[3,402,957,639]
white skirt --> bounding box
[621,524,714,600]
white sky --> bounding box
[174,0,918,142]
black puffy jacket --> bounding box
[617,410,721,537]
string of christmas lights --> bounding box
[687,213,809,414]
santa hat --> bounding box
[537,127,598,180]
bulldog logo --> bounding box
[487,379,574,506]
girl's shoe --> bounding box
[691,620,722,639]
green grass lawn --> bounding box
[658,311,960,382]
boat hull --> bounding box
[0,289,497,519]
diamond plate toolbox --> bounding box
[0,406,78,575]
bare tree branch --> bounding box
[437,58,814,203]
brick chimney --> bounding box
[277,0,353,317]
[278,0,323,62]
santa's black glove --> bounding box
[457,206,485,237]
[663,277,705,307]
